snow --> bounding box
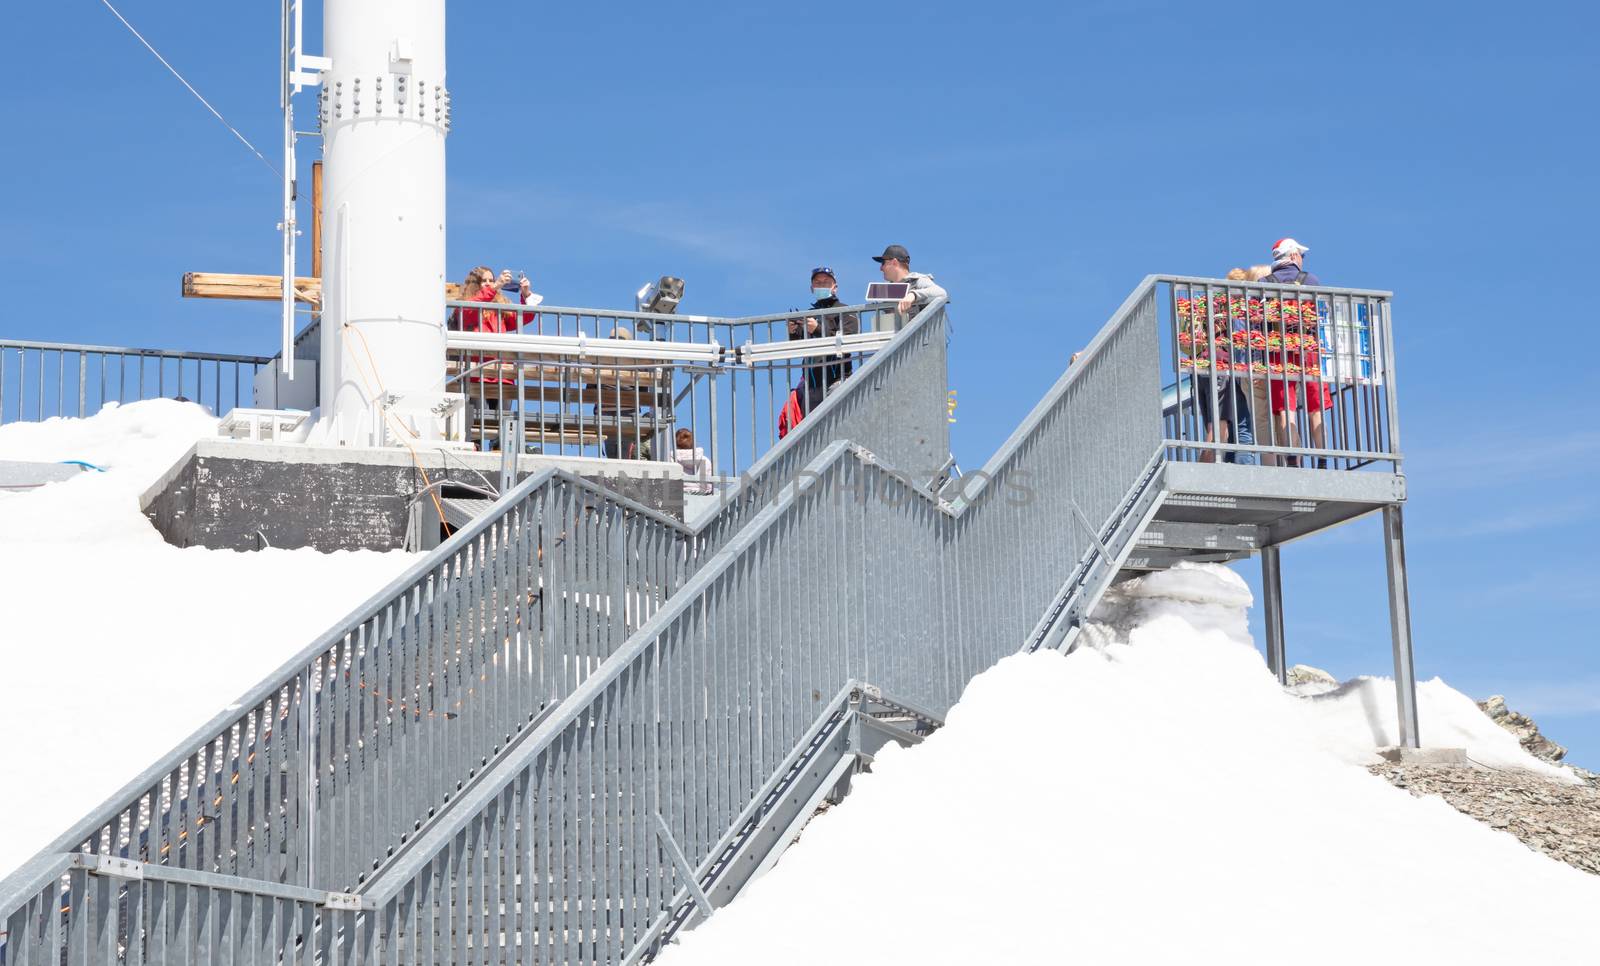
[1093,564,1579,783]
[1298,677,1578,780]
[5,407,1595,959]
[661,564,1600,966]
[0,402,415,877]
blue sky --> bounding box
[3,1,1596,765]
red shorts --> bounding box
[1270,379,1333,413]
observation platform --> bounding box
[1130,461,1406,571]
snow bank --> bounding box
[0,403,414,876]
[1095,564,1578,782]
[662,564,1600,965]
[0,400,220,542]
[1299,677,1577,780]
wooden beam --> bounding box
[181,272,462,303]
[183,272,322,303]
[310,161,324,279]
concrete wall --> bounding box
[143,440,684,552]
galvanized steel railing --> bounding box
[3,471,695,908]
[0,339,274,424]
[0,274,1403,965]
[0,300,954,966]
[1159,276,1399,470]
[335,291,1159,964]
[445,301,905,479]
[0,851,361,966]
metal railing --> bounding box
[341,292,1161,963]
[445,301,903,480]
[0,852,359,966]
[0,340,274,425]
[0,301,951,966]
[0,273,1405,965]
[0,468,695,930]
[1157,276,1399,470]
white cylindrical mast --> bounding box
[316,0,449,446]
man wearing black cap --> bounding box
[789,266,859,413]
[873,244,947,326]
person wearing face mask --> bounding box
[787,266,860,414]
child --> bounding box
[674,429,714,495]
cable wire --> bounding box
[96,0,281,178]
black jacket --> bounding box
[788,296,860,340]
[790,296,860,412]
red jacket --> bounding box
[458,287,526,334]
[457,288,535,384]
[777,388,805,440]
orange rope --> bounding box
[340,324,453,536]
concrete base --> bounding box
[141,438,685,553]
[1376,746,1471,767]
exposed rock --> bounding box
[1369,760,1600,877]
[1478,695,1568,763]
[1286,664,1338,688]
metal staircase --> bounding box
[0,276,1413,966]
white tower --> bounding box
[314,0,454,446]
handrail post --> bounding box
[1380,299,1402,463]
[300,664,316,889]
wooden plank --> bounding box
[470,413,670,442]
[181,272,464,303]
[310,162,323,279]
[182,272,322,303]
[463,384,670,408]
[446,360,665,388]
[470,419,608,446]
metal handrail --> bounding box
[0,339,276,362]
[6,463,696,901]
[0,300,949,924]
[350,293,1158,965]
[445,300,914,478]
[1155,274,1400,471]
[0,339,274,424]
[1,273,1405,965]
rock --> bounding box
[1287,664,1338,688]
[1477,695,1568,763]
[1369,759,1600,878]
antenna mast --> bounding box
[279,0,330,377]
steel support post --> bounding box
[499,415,515,492]
[1382,504,1420,748]
[1261,545,1287,685]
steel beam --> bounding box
[1121,548,1252,571]
[1137,520,1264,552]
[1261,545,1287,685]
[1382,505,1420,748]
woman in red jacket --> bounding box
[453,266,536,394]
[454,266,537,333]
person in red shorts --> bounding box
[1262,238,1332,468]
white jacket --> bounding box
[903,271,948,311]
[675,447,714,495]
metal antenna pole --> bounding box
[279,0,297,378]
[278,0,329,379]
